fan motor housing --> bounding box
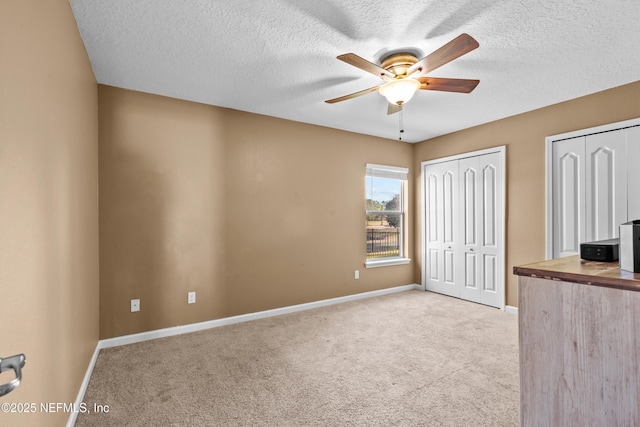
[380,53,419,77]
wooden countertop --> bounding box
[513,255,640,292]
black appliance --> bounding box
[580,238,619,262]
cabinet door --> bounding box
[552,137,586,258]
[424,160,459,296]
[585,132,627,241]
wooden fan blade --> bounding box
[418,77,480,93]
[407,33,479,77]
[387,103,402,115]
[337,53,396,80]
[325,86,380,103]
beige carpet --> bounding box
[75,290,519,426]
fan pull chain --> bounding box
[398,108,405,141]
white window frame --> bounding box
[365,164,411,268]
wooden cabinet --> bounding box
[514,257,640,426]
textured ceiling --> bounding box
[71,0,640,143]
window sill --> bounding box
[365,258,411,268]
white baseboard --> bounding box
[101,284,421,349]
[67,344,101,427]
[68,283,420,425]
[505,305,518,315]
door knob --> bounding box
[0,354,26,397]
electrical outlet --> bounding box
[188,291,196,304]
[131,299,140,312]
[355,270,359,279]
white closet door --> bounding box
[424,150,504,308]
[585,132,627,241]
[548,121,640,259]
[626,127,640,220]
[424,160,459,296]
[458,153,503,307]
[478,152,503,308]
[552,137,586,258]
[458,156,481,303]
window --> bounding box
[365,164,410,268]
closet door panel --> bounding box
[479,152,503,307]
[462,166,477,247]
[425,168,442,292]
[484,255,497,292]
[464,253,477,288]
[585,132,627,241]
[427,248,439,282]
[442,170,457,293]
[444,250,455,283]
[424,161,459,296]
[459,156,481,303]
[628,127,640,220]
[483,164,497,247]
[440,164,460,297]
[552,137,585,258]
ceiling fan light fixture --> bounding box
[379,78,421,106]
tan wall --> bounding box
[4,6,635,418]
[98,86,414,339]
[0,0,99,426]
[413,81,640,307]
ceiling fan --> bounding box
[325,33,480,114]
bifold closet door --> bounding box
[424,160,460,297]
[458,153,503,307]
[424,152,503,308]
[552,130,630,258]
[585,132,627,242]
[552,137,586,258]
[628,127,640,219]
